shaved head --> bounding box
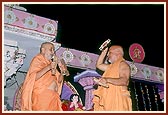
[40,42,55,53]
[109,45,124,56]
[39,42,55,60]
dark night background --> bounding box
[19,4,165,109]
[20,4,164,68]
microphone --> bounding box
[51,56,54,62]
[51,55,70,76]
[51,55,57,62]
[51,55,57,76]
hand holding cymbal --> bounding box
[99,39,111,51]
[93,77,109,88]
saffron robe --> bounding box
[21,54,63,111]
[93,57,132,111]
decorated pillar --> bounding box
[74,70,100,110]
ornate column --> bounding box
[74,70,100,110]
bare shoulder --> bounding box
[119,61,131,74]
[120,61,130,68]
[119,61,131,80]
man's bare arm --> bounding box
[96,48,109,71]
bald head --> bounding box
[40,42,55,53]
[109,45,124,56]
[39,42,56,60]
